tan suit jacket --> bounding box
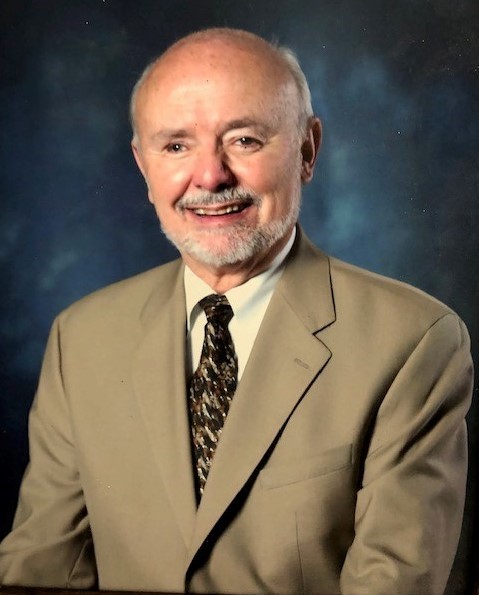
[0,230,473,594]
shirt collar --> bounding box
[184,227,296,329]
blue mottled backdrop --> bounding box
[1,0,478,591]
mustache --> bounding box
[176,188,261,210]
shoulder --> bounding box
[329,255,453,323]
[328,255,472,354]
[57,257,183,331]
[290,231,467,347]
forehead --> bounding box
[136,40,299,129]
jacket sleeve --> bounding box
[340,313,473,594]
[0,316,97,588]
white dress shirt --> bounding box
[184,228,296,381]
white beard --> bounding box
[160,187,300,268]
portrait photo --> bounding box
[1,1,478,592]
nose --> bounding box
[191,147,236,192]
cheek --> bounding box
[233,158,282,193]
[146,160,193,201]
[258,164,301,199]
[168,167,193,189]
[247,149,301,191]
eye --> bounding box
[165,142,187,153]
[234,136,263,150]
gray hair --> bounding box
[274,45,314,133]
[130,60,157,142]
[129,29,314,142]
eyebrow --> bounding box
[149,119,271,144]
[220,119,271,135]
[150,129,191,143]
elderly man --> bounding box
[0,28,473,594]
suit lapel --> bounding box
[186,230,337,568]
[132,260,197,547]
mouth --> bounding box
[188,202,250,217]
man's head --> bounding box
[131,28,321,285]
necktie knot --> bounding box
[199,294,234,326]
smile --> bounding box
[186,201,252,218]
[191,204,247,216]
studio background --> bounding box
[1,0,478,592]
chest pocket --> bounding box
[259,443,352,490]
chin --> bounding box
[162,221,292,269]
[178,232,261,268]
[161,205,299,269]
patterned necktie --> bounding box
[188,294,238,498]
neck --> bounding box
[182,229,294,293]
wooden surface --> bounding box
[0,588,234,595]
[3,592,160,595]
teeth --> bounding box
[193,204,243,216]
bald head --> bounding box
[130,28,314,142]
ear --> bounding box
[300,117,322,183]
[131,140,146,177]
[131,140,153,203]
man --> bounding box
[0,28,473,594]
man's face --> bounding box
[132,41,315,273]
